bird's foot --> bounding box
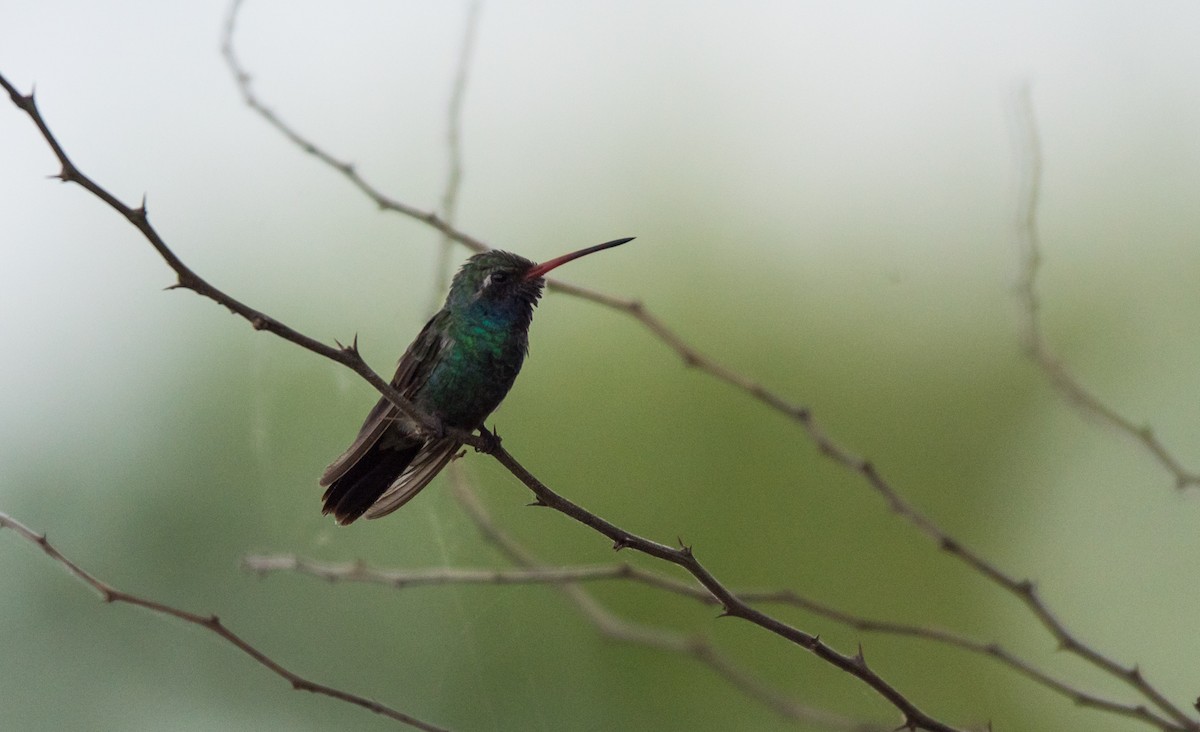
[474,425,502,454]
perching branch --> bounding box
[0,73,475,453]
[245,467,893,732]
[0,511,448,732]
[245,488,1185,732]
[0,70,964,732]
[445,468,897,732]
[1012,84,1200,491]
[481,433,966,732]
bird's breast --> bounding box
[416,321,528,429]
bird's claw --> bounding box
[474,425,502,453]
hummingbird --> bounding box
[320,237,634,524]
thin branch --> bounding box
[242,555,632,589]
[213,0,861,432]
[0,511,448,732]
[443,469,896,732]
[0,70,963,732]
[534,116,1200,730]
[244,550,1182,731]
[219,0,491,255]
[0,71,477,456]
[477,433,964,732]
[853,452,1197,730]
[244,551,885,727]
[752,591,1183,732]
[429,0,483,313]
[243,502,899,729]
[1012,85,1200,491]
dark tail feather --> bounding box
[321,443,420,525]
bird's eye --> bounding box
[489,271,510,285]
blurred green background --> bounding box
[3,2,1200,730]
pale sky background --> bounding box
[2,2,1200,731]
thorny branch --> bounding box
[246,465,893,732]
[218,4,1198,729]
[0,71,963,732]
[445,469,898,732]
[0,73,478,451]
[244,486,1182,732]
[484,432,968,731]
[0,512,448,732]
[1012,87,1199,491]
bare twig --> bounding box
[0,511,448,732]
[244,544,1183,730]
[212,1,858,435]
[430,0,482,313]
[0,72,479,456]
[243,526,888,728]
[1012,85,1200,491]
[753,590,1184,731]
[219,0,491,255]
[477,432,964,732]
[242,555,634,589]
[0,70,964,732]
[443,469,896,732]
[853,452,1196,729]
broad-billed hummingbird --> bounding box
[320,237,633,524]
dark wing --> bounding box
[361,437,462,519]
[319,310,452,488]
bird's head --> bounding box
[446,238,634,315]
